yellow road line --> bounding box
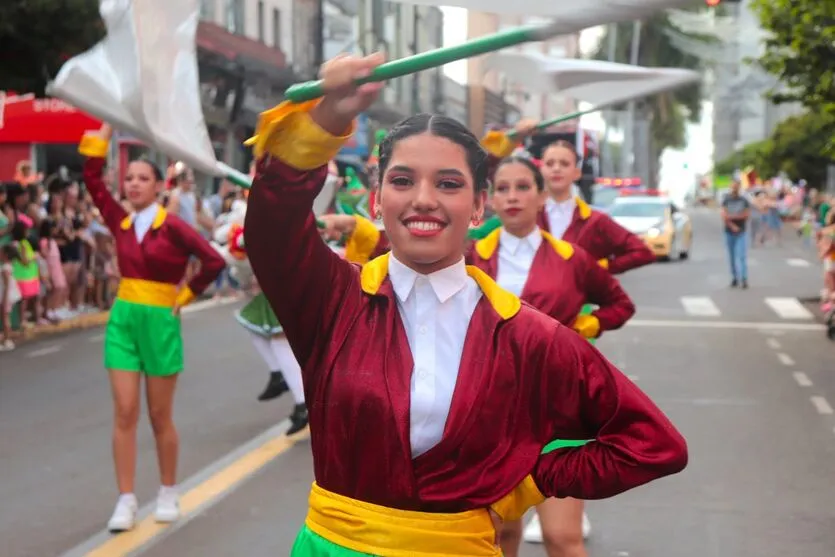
[85,431,305,557]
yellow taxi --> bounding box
[607,196,693,260]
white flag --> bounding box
[383,0,697,20]
[483,53,700,107]
[47,0,219,176]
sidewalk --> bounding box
[11,293,244,345]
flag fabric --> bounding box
[381,0,697,18]
[47,0,219,176]
[482,53,700,108]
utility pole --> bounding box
[621,20,642,179]
[411,7,421,114]
[602,23,618,177]
[314,0,325,69]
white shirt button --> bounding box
[417,368,428,379]
[419,325,428,334]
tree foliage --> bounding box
[0,0,103,94]
[716,111,835,186]
[749,0,835,112]
[591,14,710,178]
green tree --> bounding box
[718,111,835,186]
[0,0,103,94]
[592,15,710,182]
[749,0,835,112]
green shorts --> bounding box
[104,298,184,376]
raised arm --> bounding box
[78,127,128,233]
[531,322,687,500]
[571,246,635,338]
[596,213,656,274]
[244,54,385,370]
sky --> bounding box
[440,6,713,191]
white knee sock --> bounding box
[250,333,280,371]
[270,337,305,404]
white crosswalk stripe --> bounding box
[680,296,721,317]
[675,296,816,321]
[764,297,814,320]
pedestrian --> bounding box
[245,53,687,556]
[77,123,225,533]
[721,180,751,288]
[0,243,22,351]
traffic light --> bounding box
[706,0,720,5]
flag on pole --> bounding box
[481,54,700,107]
[46,0,219,177]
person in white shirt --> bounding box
[243,53,687,556]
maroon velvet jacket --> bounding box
[486,154,654,275]
[538,199,655,275]
[245,155,687,513]
[467,229,635,334]
[83,158,225,295]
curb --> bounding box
[18,311,111,341]
[14,295,243,344]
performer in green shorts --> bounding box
[79,124,225,533]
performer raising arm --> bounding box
[245,53,687,556]
[78,124,225,533]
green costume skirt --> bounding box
[292,525,371,556]
[104,299,183,376]
[236,292,283,337]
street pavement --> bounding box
[2,207,834,557]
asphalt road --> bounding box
[2,207,833,557]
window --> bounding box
[225,0,244,34]
[272,8,281,48]
[256,1,265,41]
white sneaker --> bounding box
[582,511,592,540]
[523,513,543,543]
[0,339,15,352]
[154,486,180,523]
[107,494,138,532]
[522,511,591,543]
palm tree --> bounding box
[592,14,711,184]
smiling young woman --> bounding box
[77,124,225,533]
[244,53,687,557]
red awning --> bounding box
[196,22,286,68]
[0,92,101,144]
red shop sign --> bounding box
[0,91,101,144]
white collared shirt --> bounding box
[132,203,160,243]
[545,195,576,239]
[496,227,542,297]
[388,254,482,457]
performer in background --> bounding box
[78,123,225,533]
[243,53,687,556]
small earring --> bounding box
[373,210,382,220]
[471,216,481,226]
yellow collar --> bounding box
[120,206,167,231]
[475,228,574,261]
[360,252,521,320]
[576,196,592,220]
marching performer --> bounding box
[78,124,225,532]
[244,53,687,556]
[224,202,382,437]
[480,136,655,554]
[467,155,635,348]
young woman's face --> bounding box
[124,161,162,210]
[378,133,484,274]
[492,162,544,236]
[541,145,580,198]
